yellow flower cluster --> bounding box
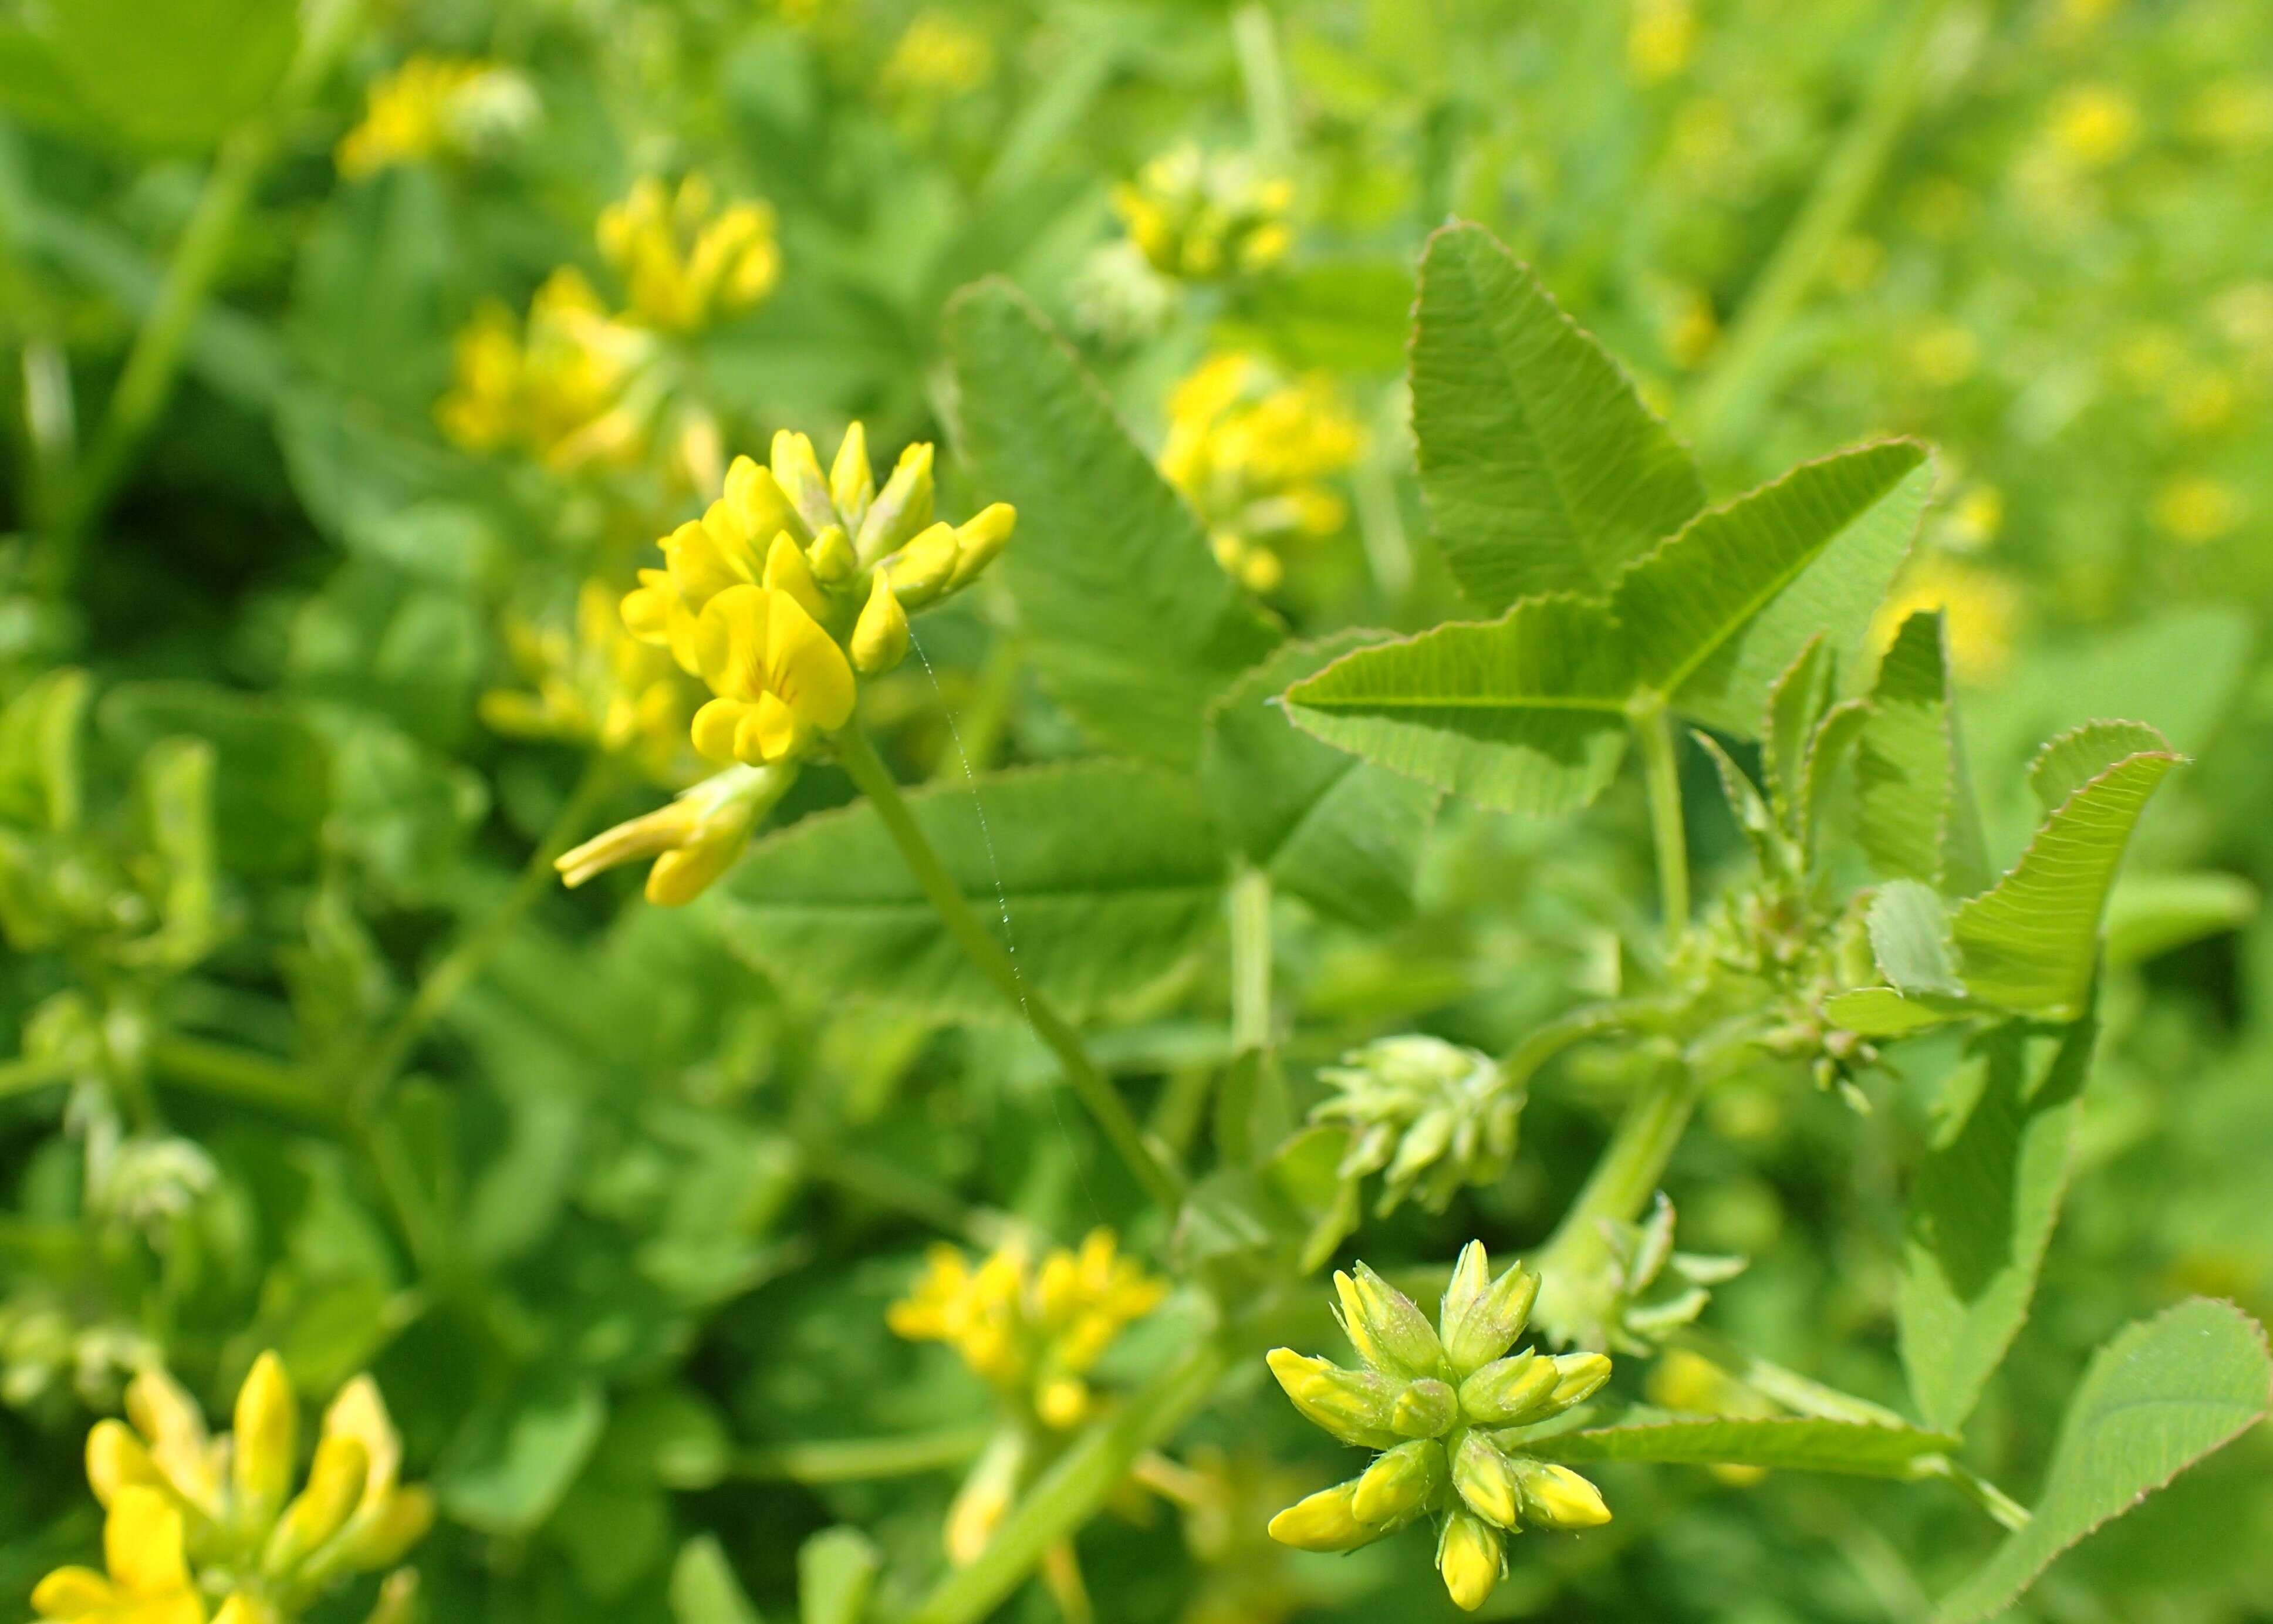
[598,174,781,334]
[336,55,536,179]
[1872,553,2021,684]
[1112,147,1293,282]
[889,1231,1167,1431]
[1161,353,1362,591]
[881,12,996,97]
[436,269,654,471]
[1627,0,1700,84]
[33,1353,430,1624]
[480,580,696,782]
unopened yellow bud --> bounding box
[1391,1376,1457,1438]
[1547,1351,1614,1412]
[232,1352,297,1517]
[265,1434,370,1575]
[856,443,935,561]
[808,525,857,584]
[1451,1431,1521,1529]
[886,522,961,607]
[948,502,1015,589]
[1510,1458,1612,1529]
[771,430,836,536]
[125,1367,219,1515]
[725,455,806,545]
[1350,1438,1443,1527]
[1436,1511,1504,1612]
[850,573,911,674]
[106,1485,193,1596]
[1458,1351,1559,1426]
[1036,1377,1090,1430]
[556,765,793,902]
[830,421,874,525]
[85,1419,161,1508]
[337,1485,436,1570]
[1264,1348,1401,1448]
[763,531,829,622]
[1265,1480,1375,1552]
[1333,1263,1444,1379]
[1439,1242,1540,1376]
[215,1592,284,1624]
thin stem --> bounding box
[0,1053,75,1101]
[1228,865,1273,1054]
[147,1036,340,1127]
[1231,4,1293,162]
[904,1339,1229,1624]
[732,1424,995,1484]
[1635,704,1690,942]
[1686,0,1955,447]
[834,721,1186,1210]
[1497,1000,1659,1094]
[1926,1460,2032,1532]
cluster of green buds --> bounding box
[1596,1193,1745,1354]
[1266,1246,1613,1613]
[32,1352,430,1624]
[1110,146,1293,282]
[1313,1037,1521,1215]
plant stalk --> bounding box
[1229,865,1273,1054]
[734,1424,995,1485]
[148,1035,340,1127]
[1635,704,1690,941]
[834,721,1186,1209]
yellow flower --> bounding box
[889,1231,1167,1426]
[882,12,995,97]
[35,1355,431,1624]
[556,762,796,906]
[1901,320,1980,389]
[2187,79,2273,152]
[1160,353,1360,592]
[436,268,656,470]
[1627,0,1698,83]
[1873,553,2021,684]
[2153,476,2245,545]
[1111,147,1293,282]
[599,174,781,333]
[2046,83,2142,168]
[1944,485,2004,551]
[688,585,857,766]
[336,56,536,178]
[481,580,696,782]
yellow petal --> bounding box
[849,574,909,674]
[105,1487,191,1596]
[830,421,874,524]
[735,692,806,765]
[948,503,1016,589]
[724,456,806,545]
[264,1434,369,1575]
[337,1485,436,1571]
[691,698,755,764]
[86,1420,163,1510]
[762,590,856,732]
[320,1375,403,1506]
[762,531,829,622]
[884,522,960,607]
[658,519,749,612]
[769,430,836,535]
[30,1566,116,1617]
[694,583,772,701]
[232,1353,296,1515]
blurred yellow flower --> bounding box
[2153,476,2245,545]
[2046,83,2142,167]
[1874,553,2020,684]
[599,174,782,334]
[34,1354,430,1624]
[1160,353,1362,592]
[436,268,654,470]
[481,581,696,781]
[2185,79,2273,151]
[2166,369,2240,435]
[882,12,995,97]
[1902,320,1980,389]
[336,55,536,178]
[1826,234,1885,295]
[1944,485,2004,552]
[1661,282,1718,369]
[890,1231,1167,1432]
[1627,0,1698,84]
[1112,147,1293,282]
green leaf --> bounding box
[1531,1412,1960,1476]
[1869,880,1963,998]
[1857,612,1991,896]
[0,0,298,153]
[1953,741,2179,1018]
[799,1527,882,1624]
[1200,634,1437,927]
[1280,596,1633,815]
[672,1536,765,1624]
[2103,871,2258,968]
[438,1375,607,1535]
[1615,441,1931,735]
[1800,698,1870,860]
[946,279,1280,769]
[1764,634,1833,838]
[717,762,1225,1021]
[1933,1298,2272,1624]
[97,682,330,876]
[1693,732,1778,873]
[2028,720,2174,815]
[1411,222,1704,608]
[1899,1015,2096,1432]
[1823,987,1963,1036]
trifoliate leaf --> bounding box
[1857,611,1991,896]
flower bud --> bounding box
[771,430,837,536]
[1439,1245,1539,1376]
[1350,1439,1444,1527]
[556,764,795,906]
[1264,1349,1401,1449]
[1457,1350,1559,1426]
[1332,1264,1444,1379]
[948,503,1016,589]
[850,575,910,675]
[215,1593,284,1624]
[886,522,961,607]
[763,531,829,622]
[126,1368,219,1515]
[1266,1480,1375,1552]
[856,443,935,561]
[1510,1458,1612,1529]
[1390,1377,1456,1439]
[808,525,858,585]
[86,1419,161,1508]
[725,455,806,545]
[1435,1511,1504,1613]
[264,1435,370,1575]
[363,1569,420,1624]
[830,421,874,525]
[232,1352,297,1518]
[1546,1352,1615,1413]
[1450,1431,1521,1529]
[337,1486,435,1570]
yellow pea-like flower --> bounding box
[556,762,797,906]
[600,174,782,333]
[32,1485,204,1623]
[336,56,536,179]
[689,585,857,767]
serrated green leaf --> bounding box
[1801,698,1870,860]
[1764,634,1833,838]
[1694,732,1778,872]
[672,1536,764,1624]
[717,762,1225,1021]
[1899,1015,2095,1432]
[1823,987,1963,1036]
[1531,1412,1960,1476]
[1933,1298,2272,1624]
[946,279,1281,769]
[1280,596,1634,815]
[1200,634,1437,929]
[1869,880,1963,998]
[1411,222,1704,608]
[1858,612,1991,896]
[2028,720,2173,815]
[1615,441,1931,735]
[1953,745,2179,1018]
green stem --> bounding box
[1497,1000,1658,1094]
[903,1339,1229,1624]
[148,1035,340,1127]
[1231,4,1293,161]
[1930,1461,2032,1532]
[834,721,1186,1210]
[0,1053,74,1100]
[732,1424,995,1485]
[1228,865,1273,1054]
[1635,704,1690,941]
[1686,0,1954,447]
